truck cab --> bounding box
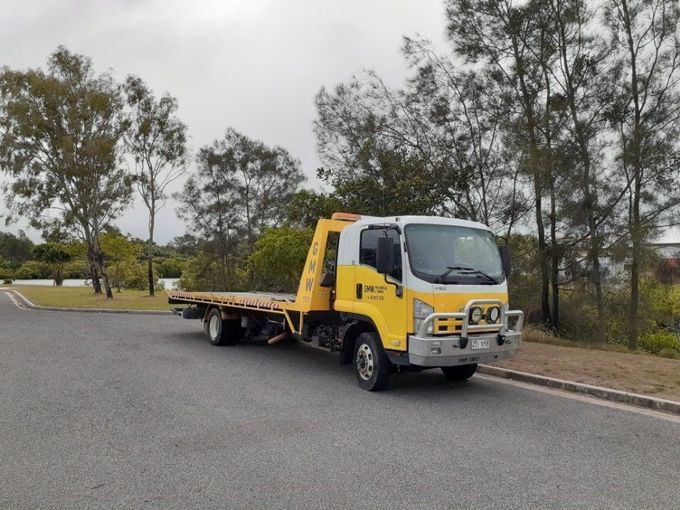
[291,213,524,389]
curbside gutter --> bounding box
[0,288,173,316]
[478,364,680,416]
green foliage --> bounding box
[286,190,344,228]
[100,232,165,292]
[640,330,680,356]
[108,258,164,292]
[63,259,89,279]
[178,252,242,292]
[33,243,72,285]
[120,260,162,291]
[245,227,314,293]
[0,258,14,280]
[0,231,33,267]
[14,260,50,279]
[101,232,142,262]
[156,257,186,278]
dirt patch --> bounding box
[497,341,680,402]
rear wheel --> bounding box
[353,332,391,391]
[205,308,241,346]
[441,364,478,382]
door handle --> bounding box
[355,283,363,299]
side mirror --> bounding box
[376,236,395,274]
[499,245,512,277]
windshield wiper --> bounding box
[434,265,473,283]
[435,265,499,285]
[462,269,499,284]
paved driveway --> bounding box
[1,292,678,509]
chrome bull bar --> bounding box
[416,299,524,339]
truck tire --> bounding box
[353,332,391,391]
[441,364,478,382]
[205,308,240,346]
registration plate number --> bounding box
[471,338,490,350]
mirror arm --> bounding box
[383,274,403,298]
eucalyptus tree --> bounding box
[124,75,188,296]
[0,46,132,298]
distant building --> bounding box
[652,242,680,284]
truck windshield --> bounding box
[404,224,504,285]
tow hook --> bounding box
[497,334,506,346]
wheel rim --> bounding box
[209,314,220,339]
[356,343,374,381]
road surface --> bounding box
[1,292,678,509]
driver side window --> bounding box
[359,228,402,281]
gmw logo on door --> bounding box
[304,241,319,292]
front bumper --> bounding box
[408,330,521,366]
[408,300,524,367]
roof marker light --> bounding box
[331,212,362,221]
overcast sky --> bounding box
[0,0,450,244]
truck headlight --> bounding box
[414,298,434,335]
[469,306,483,324]
[487,306,500,323]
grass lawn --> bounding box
[498,328,680,402]
[7,285,171,311]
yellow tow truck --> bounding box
[168,213,524,390]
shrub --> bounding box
[639,330,680,355]
[156,257,186,278]
[246,227,314,293]
[178,252,243,291]
[108,258,164,292]
[14,260,50,279]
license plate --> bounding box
[471,338,490,350]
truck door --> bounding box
[354,227,408,351]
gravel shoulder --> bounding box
[497,341,680,401]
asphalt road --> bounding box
[1,292,679,510]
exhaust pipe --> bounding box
[267,332,289,345]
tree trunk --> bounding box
[87,244,102,294]
[550,184,560,333]
[620,0,642,351]
[535,163,551,326]
[147,213,155,297]
[629,177,641,350]
[509,31,551,327]
[94,238,113,299]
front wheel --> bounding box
[441,364,478,382]
[353,332,391,391]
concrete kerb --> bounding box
[478,364,680,415]
[0,288,173,316]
